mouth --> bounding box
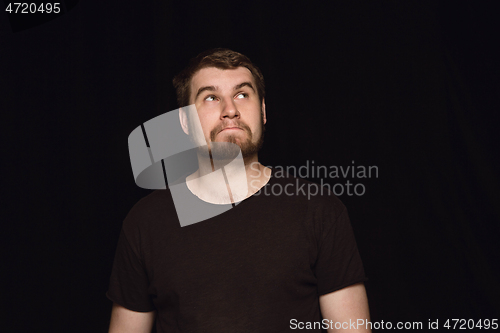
[211,124,248,142]
[220,127,243,133]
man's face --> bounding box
[188,66,266,158]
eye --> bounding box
[205,95,217,102]
[235,93,247,99]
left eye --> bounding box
[235,93,247,99]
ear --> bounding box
[179,107,189,135]
[261,98,267,125]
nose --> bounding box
[220,98,240,119]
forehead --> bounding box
[190,67,255,94]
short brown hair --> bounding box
[173,48,265,108]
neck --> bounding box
[186,152,271,204]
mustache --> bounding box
[210,121,251,141]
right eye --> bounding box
[205,95,217,102]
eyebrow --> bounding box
[195,81,256,100]
[234,82,255,92]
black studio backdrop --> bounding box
[2,1,499,332]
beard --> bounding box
[211,115,265,159]
[210,124,264,159]
[194,113,265,162]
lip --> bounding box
[220,127,242,132]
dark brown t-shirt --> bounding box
[106,169,367,332]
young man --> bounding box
[107,48,371,332]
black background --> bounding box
[2,0,499,332]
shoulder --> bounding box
[267,169,350,246]
[121,189,177,233]
[269,167,346,215]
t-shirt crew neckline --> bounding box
[183,166,275,209]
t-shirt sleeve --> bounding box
[314,204,367,296]
[106,221,156,312]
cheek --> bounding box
[187,113,209,144]
[197,115,217,134]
